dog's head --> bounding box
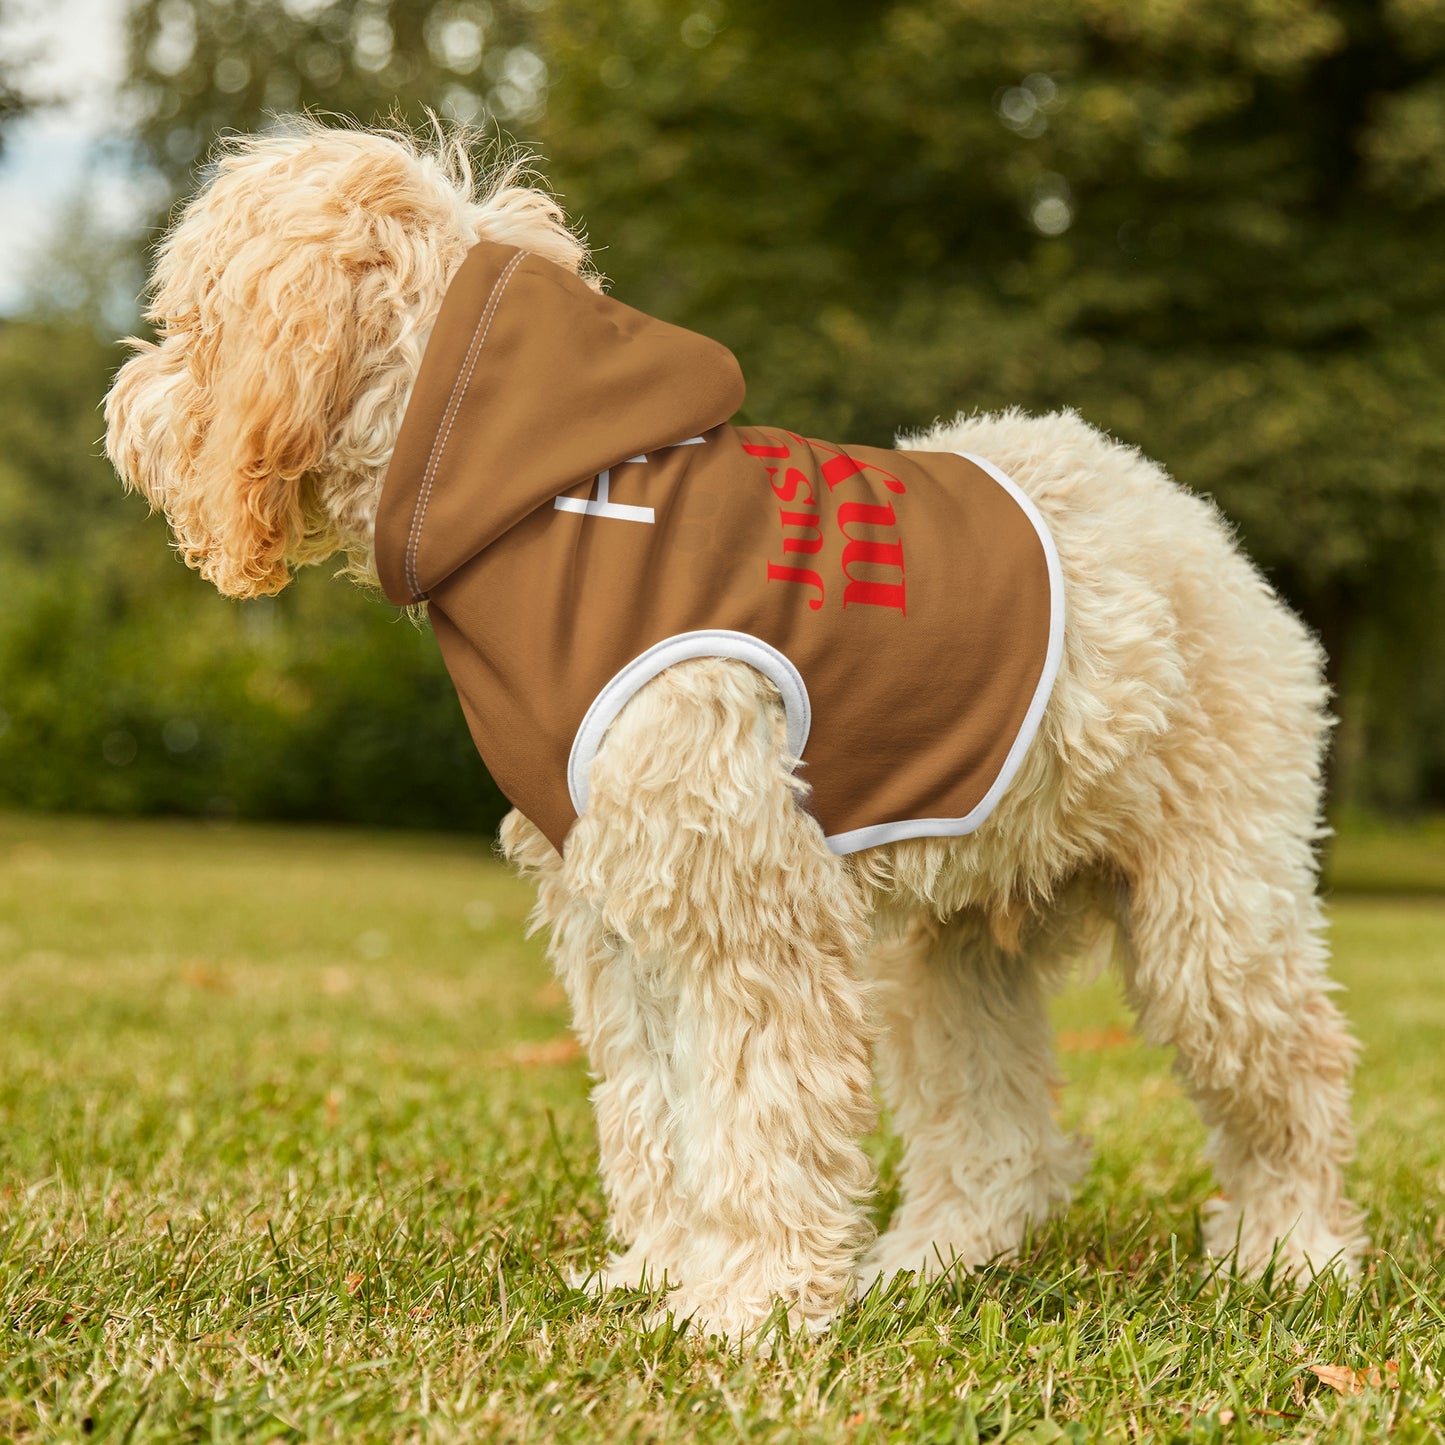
[105,121,589,598]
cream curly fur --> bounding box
[105,123,1365,1344]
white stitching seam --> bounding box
[404,248,530,600]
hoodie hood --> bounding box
[375,241,746,605]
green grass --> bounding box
[1,812,1442,1443]
[1324,811,1445,896]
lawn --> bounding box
[1,812,1442,1443]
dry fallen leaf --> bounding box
[344,1273,365,1296]
[1056,1027,1133,1052]
[180,960,230,993]
[501,1037,584,1068]
[1310,1362,1399,1395]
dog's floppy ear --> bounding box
[185,241,362,598]
[107,236,367,599]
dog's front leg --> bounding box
[500,808,688,1290]
[564,659,878,1344]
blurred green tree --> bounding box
[125,0,541,182]
[0,311,510,830]
[13,0,1440,823]
[0,0,37,151]
[533,0,1445,803]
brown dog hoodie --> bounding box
[375,242,1063,855]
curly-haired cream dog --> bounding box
[105,123,1364,1342]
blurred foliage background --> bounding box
[2,0,1444,832]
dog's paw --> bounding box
[855,1245,981,1297]
[860,1138,1091,1295]
[859,1221,1019,1294]
[645,1286,837,1350]
[570,1245,675,1296]
[1202,1196,1366,1282]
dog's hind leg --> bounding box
[1101,562,1365,1280]
[562,659,878,1343]
[859,913,1088,1289]
[1120,821,1364,1280]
